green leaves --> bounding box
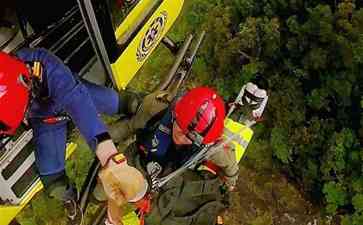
[303,47,328,70]
[306,88,329,110]
[354,35,363,64]
[270,127,290,163]
[303,5,334,42]
[353,194,363,213]
[320,129,356,181]
[323,181,347,214]
[233,0,256,18]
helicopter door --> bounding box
[77,0,185,90]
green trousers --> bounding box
[124,144,229,225]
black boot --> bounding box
[42,172,80,223]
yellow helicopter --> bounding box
[0,0,185,224]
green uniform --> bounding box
[108,90,239,225]
[109,90,239,186]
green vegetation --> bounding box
[180,0,363,224]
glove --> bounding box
[95,139,119,167]
[98,152,147,207]
[106,198,123,225]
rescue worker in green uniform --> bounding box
[99,83,268,225]
[94,87,233,225]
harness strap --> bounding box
[198,160,230,183]
[135,194,152,225]
[203,160,221,175]
[27,60,51,103]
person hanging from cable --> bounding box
[240,82,268,120]
[227,82,268,121]
[0,48,148,223]
[95,84,268,225]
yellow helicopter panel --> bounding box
[0,143,77,225]
[111,0,185,90]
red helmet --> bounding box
[174,87,225,145]
[0,52,30,135]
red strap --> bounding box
[202,161,227,182]
[134,194,152,225]
[42,116,69,124]
[203,160,221,174]
[139,211,145,225]
[43,117,59,124]
[138,145,148,156]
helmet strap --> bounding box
[18,74,30,90]
[187,131,204,147]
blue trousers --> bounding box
[31,80,122,177]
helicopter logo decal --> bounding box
[137,11,168,62]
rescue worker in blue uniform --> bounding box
[0,48,148,221]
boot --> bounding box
[42,173,81,223]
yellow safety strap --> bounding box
[32,61,43,80]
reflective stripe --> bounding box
[223,128,249,149]
[223,118,254,163]
[32,61,43,80]
[158,124,171,135]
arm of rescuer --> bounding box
[207,141,239,191]
[16,48,120,165]
[17,48,147,224]
[109,90,171,143]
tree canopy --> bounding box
[188,0,363,223]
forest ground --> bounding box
[224,166,326,225]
